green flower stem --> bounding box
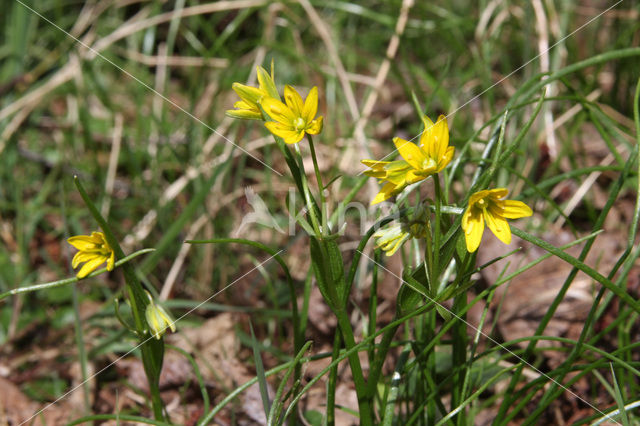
[433,173,443,283]
[0,249,154,301]
[426,308,437,424]
[423,216,434,293]
[307,134,328,236]
[366,320,400,399]
[326,331,341,426]
[294,144,322,237]
[73,176,165,421]
[334,306,373,425]
[330,176,368,226]
[451,293,468,417]
[368,250,381,365]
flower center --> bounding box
[293,117,306,131]
[476,198,487,209]
[422,158,437,171]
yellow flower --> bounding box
[374,223,412,256]
[461,188,533,253]
[226,65,280,120]
[67,231,115,278]
[261,85,323,144]
[373,206,428,256]
[361,159,422,205]
[144,291,176,340]
[362,115,454,204]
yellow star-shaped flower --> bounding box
[261,85,323,144]
[67,231,115,278]
[362,115,454,204]
[461,188,533,252]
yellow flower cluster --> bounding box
[226,65,323,145]
[226,62,533,253]
[361,114,532,253]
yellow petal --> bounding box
[107,251,115,271]
[261,97,295,124]
[72,251,96,268]
[419,116,436,158]
[468,190,490,206]
[284,85,304,116]
[405,169,428,184]
[361,159,392,175]
[437,146,455,172]
[232,83,264,106]
[67,235,97,251]
[421,114,434,130]
[306,116,323,135]
[283,132,305,144]
[233,100,254,110]
[500,200,533,219]
[226,109,262,120]
[265,122,303,144]
[256,65,279,100]
[487,188,509,199]
[372,182,400,205]
[362,159,389,167]
[302,86,318,123]
[385,160,412,171]
[432,115,449,160]
[393,137,428,170]
[462,207,484,252]
[383,233,410,256]
[77,256,106,279]
[483,209,512,245]
[145,307,163,339]
[363,169,386,179]
[157,305,177,332]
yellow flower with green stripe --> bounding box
[144,291,176,340]
[226,65,279,120]
[373,205,428,256]
[67,231,115,278]
[261,85,323,144]
[362,115,454,204]
[461,188,533,252]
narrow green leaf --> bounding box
[249,322,271,418]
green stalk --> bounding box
[294,144,322,237]
[307,134,328,236]
[326,332,341,426]
[0,249,154,301]
[433,173,443,284]
[426,308,437,424]
[451,293,468,422]
[73,177,165,421]
[334,307,374,425]
[368,250,381,365]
